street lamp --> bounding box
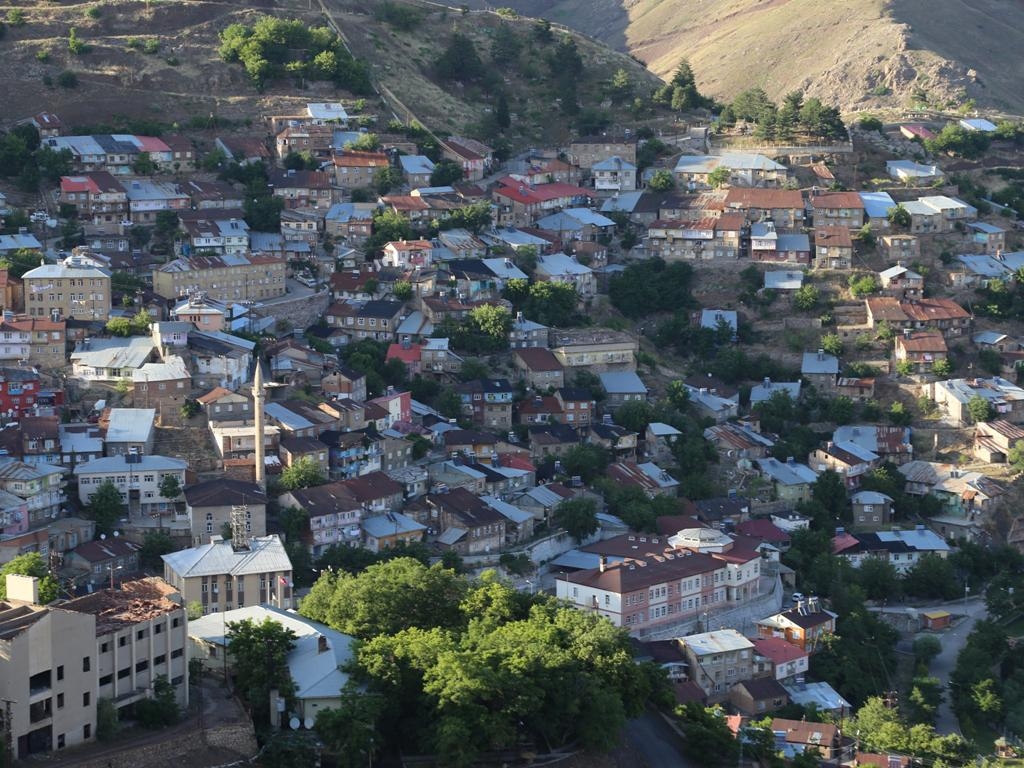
[964,583,970,608]
[107,564,123,589]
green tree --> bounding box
[373,166,403,195]
[132,152,157,175]
[227,617,298,729]
[0,552,60,603]
[908,676,943,724]
[554,497,599,542]
[967,394,995,423]
[158,474,181,501]
[280,456,326,491]
[793,284,819,311]
[856,556,901,601]
[904,554,958,599]
[301,558,468,638]
[430,159,464,187]
[666,380,691,410]
[104,317,132,337]
[316,690,385,768]
[648,169,675,191]
[435,33,484,82]
[345,132,381,151]
[86,480,125,536]
[887,204,911,230]
[561,443,610,483]
[707,166,730,188]
[96,697,121,741]
[523,280,578,327]
[139,530,177,571]
[675,704,740,767]
[613,400,655,433]
[820,333,843,357]
[135,675,179,728]
[971,678,1002,720]
[495,93,511,129]
[930,358,952,378]
[468,303,512,342]
[1007,439,1024,471]
[887,401,912,426]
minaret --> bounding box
[252,361,265,488]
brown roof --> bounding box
[19,416,59,441]
[715,213,745,231]
[60,578,181,635]
[810,191,864,210]
[196,386,238,404]
[899,297,971,322]
[814,226,853,248]
[184,478,265,507]
[568,551,721,593]
[751,636,809,665]
[770,718,840,747]
[72,538,141,564]
[724,188,804,210]
[866,296,908,323]
[775,605,837,630]
[735,676,789,702]
[514,347,563,372]
[341,470,402,502]
[896,331,947,353]
[284,481,360,518]
[332,150,389,168]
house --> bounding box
[509,312,549,350]
[646,422,682,463]
[103,408,156,456]
[162,534,294,614]
[325,300,405,343]
[894,330,948,372]
[673,153,787,189]
[425,487,506,555]
[456,378,514,428]
[688,386,741,423]
[133,358,191,413]
[59,172,130,232]
[606,461,679,497]
[866,297,971,338]
[769,718,842,760]
[553,387,596,428]
[703,422,774,462]
[513,348,565,390]
[153,253,288,303]
[23,255,112,322]
[323,202,375,244]
[901,195,977,233]
[490,179,593,227]
[751,636,810,682]
[928,376,1024,425]
[750,378,801,406]
[724,188,804,229]
[735,518,791,551]
[755,458,817,503]
[810,191,865,229]
[678,629,755,702]
[321,364,367,402]
[832,526,950,573]
[569,134,637,171]
[189,604,352,722]
[764,271,805,292]
[813,226,854,270]
[588,422,637,459]
[549,329,637,372]
[599,371,648,411]
[591,156,637,191]
[442,136,493,181]
[362,511,427,552]
[960,118,997,132]
[966,221,1006,254]
[729,676,790,716]
[74,455,186,516]
[331,150,390,190]
[381,239,434,269]
[534,210,615,245]
[801,350,839,391]
[974,419,1024,463]
[66,537,142,587]
[808,441,878,490]
[0,458,68,527]
[534,252,597,298]
[69,337,154,383]
[851,490,894,530]
[184,478,266,547]
[880,234,920,264]
[879,264,924,298]
[277,481,362,555]
[886,160,943,184]
[756,598,837,652]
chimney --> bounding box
[5,574,40,604]
[252,362,266,488]
[818,348,825,360]
[598,555,607,573]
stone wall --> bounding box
[255,290,331,334]
[63,720,257,768]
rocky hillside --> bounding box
[461,0,1024,115]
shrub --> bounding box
[85,5,102,19]
[56,70,79,88]
[143,38,160,54]
[859,115,884,132]
[35,48,50,62]
[6,8,26,26]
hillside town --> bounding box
[1,85,1024,768]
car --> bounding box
[791,592,805,603]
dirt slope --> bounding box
[461,0,1024,114]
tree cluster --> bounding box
[608,259,695,318]
[300,561,666,766]
[0,123,72,192]
[0,552,60,603]
[652,60,714,113]
[720,89,847,142]
[219,16,372,93]
[502,278,581,327]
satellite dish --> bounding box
[289,717,300,731]
[303,717,314,730]
[100,533,107,540]
[113,531,119,537]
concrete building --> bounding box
[74,455,187,516]
[152,253,287,302]
[22,256,111,322]
[103,408,157,456]
[161,534,294,614]
[678,629,755,701]
[183,478,267,547]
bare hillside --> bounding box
[462,0,1024,114]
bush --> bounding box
[56,71,79,89]
[859,115,884,132]
[143,38,160,54]
[35,49,49,62]
[6,8,26,26]
[85,5,102,19]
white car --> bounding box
[791,592,805,603]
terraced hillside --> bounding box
[461,0,1024,114]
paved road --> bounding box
[923,596,989,735]
[624,710,695,768]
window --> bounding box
[82,657,90,672]
[57,665,64,681]
[83,692,90,707]
[100,642,109,653]
[135,660,149,673]
[99,674,113,687]
[154,654,166,666]
[58,734,65,749]
[84,724,91,740]
[171,648,183,659]
[57,693,64,709]
[119,636,127,647]
[172,617,181,628]
[136,629,147,641]
[154,624,163,635]
[117,667,130,680]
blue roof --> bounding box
[399,155,435,175]
[777,234,810,252]
[535,208,615,231]
[598,370,648,394]
[592,155,637,171]
[967,221,1005,234]
[600,190,644,213]
[701,309,738,331]
[859,191,896,219]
